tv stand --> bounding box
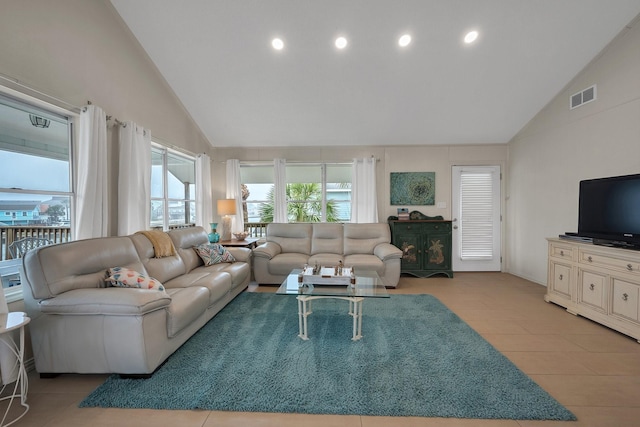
[593,239,640,251]
[546,238,640,343]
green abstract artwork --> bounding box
[390,172,435,205]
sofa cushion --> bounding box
[169,226,209,273]
[38,288,171,315]
[130,233,186,284]
[22,236,145,299]
[343,254,385,275]
[165,287,210,337]
[343,223,392,255]
[106,267,165,291]
[307,254,343,267]
[164,269,232,305]
[267,223,312,255]
[194,243,236,265]
[311,223,343,255]
[269,253,310,276]
[199,262,251,290]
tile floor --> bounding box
[7,272,640,426]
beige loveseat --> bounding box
[21,226,250,376]
[253,223,403,288]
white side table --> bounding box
[0,312,30,427]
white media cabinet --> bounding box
[546,238,640,343]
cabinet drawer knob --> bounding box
[559,274,563,280]
[622,293,629,301]
[560,250,564,256]
[589,283,595,291]
[587,256,593,262]
[627,264,633,271]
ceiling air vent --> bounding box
[570,84,597,110]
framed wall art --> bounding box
[390,172,435,205]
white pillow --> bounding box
[106,267,165,291]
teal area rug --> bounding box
[80,293,575,420]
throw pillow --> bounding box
[106,267,165,291]
[194,243,236,266]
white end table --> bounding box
[0,312,30,427]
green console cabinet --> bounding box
[389,220,453,278]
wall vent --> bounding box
[570,84,597,109]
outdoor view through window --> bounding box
[0,94,72,290]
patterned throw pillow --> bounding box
[106,267,165,291]
[194,243,236,266]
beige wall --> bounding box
[0,0,211,236]
[507,15,640,284]
[212,144,508,234]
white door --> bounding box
[452,166,501,271]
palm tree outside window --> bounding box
[241,163,351,223]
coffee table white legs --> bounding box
[348,298,364,341]
[297,296,311,340]
[296,296,364,341]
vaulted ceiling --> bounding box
[110,1,640,148]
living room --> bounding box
[1,0,639,286]
[1,1,640,426]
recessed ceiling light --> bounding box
[335,36,348,49]
[464,30,479,44]
[398,34,412,47]
[271,38,284,50]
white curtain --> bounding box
[351,157,378,223]
[273,158,288,223]
[75,105,108,240]
[225,159,244,233]
[117,122,151,235]
[196,153,213,229]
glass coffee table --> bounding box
[276,268,389,341]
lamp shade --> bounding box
[217,199,237,216]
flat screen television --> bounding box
[578,173,640,249]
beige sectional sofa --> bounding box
[253,223,403,288]
[21,226,250,376]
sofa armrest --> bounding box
[38,288,171,316]
[374,243,403,261]
[252,241,282,260]
[226,247,252,263]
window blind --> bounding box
[460,171,494,260]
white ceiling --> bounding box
[110,0,640,148]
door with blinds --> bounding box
[452,166,501,271]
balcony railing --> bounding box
[244,222,268,239]
[1,222,269,262]
[1,226,71,261]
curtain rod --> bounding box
[0,73,82,113]
[225,157,379,165]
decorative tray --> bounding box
[301,266,353,285]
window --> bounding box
[240,165,273,223]
[241,162,352,223]
[0,92,73,301]
[150,144,196,230]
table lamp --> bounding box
[217,199,237,241]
